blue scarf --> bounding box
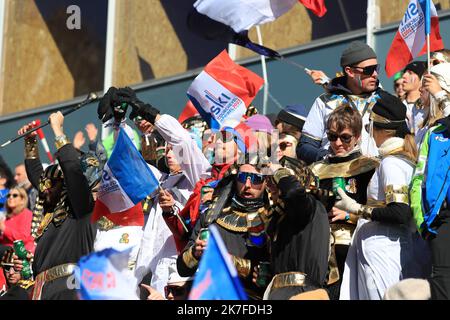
[422,126,450,234]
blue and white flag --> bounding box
[92,128,159,226]
[188,225,247,300]
[76,248,139,300]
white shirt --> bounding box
[367,155,414,203]
[134,114,211,294]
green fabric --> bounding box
[393,71,403,82]
[102,129,141,159]
[410,125,443,233]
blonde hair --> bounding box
[6,187,28,216]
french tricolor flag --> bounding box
[385,0,444,77]
[91,129,159,227]
[187,50,264,130]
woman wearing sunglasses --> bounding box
[310,104,379,300]
[178,163,270,300]
[276,133,298,161]
[0,187,35,254]
[336,92,424,300]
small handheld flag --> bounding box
[76,248,139,300]
[92,128,159,226]
[385,0,444,77]
[188,225,247,300]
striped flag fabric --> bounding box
[385,0,444,77]
[187,50,264,130]
[91,128,159,226]
[188,225,247,300]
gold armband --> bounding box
[54,135,71,150]
[231,255,252,278]
[357,205,374,220]
[182,246,199,269]
[385,185,409,205]
[25,136,39,159]
[273,168,294,184]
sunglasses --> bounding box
[6,266,19,274]
[351,64,379,76]
[326,131,354,144]
[237,172,265,185]
[6,193,20,199]
[164,285,189,298]
[278,141,293,151]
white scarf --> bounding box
[378,137,405,157]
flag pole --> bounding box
[256,26,269,115]
[427,33,431,73]
[426,0,431,73]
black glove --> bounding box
[130,101,160,124]
[114,87,160,124]
[97,87,119,123]
[116,87,137,105]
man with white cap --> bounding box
[141,259,193,300]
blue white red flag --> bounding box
[385,0,444,77]
[91,128,159,226]
[187,50,264,130]
[76,248,139,300]
[188,225,247,300]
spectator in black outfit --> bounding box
[14,112,98,300]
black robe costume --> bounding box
[25,144,96,300]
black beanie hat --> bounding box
[403,61,427,78]
[371,91,410,137]
[340,41,377,67]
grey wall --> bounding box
[1,11,450,169]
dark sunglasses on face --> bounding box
[6,266,19,274]
[6,193,20,199]
[326,131,354,144]
[164,285,188,298]
[237,172,265,185]
[351,64,379,76]
[278,141,293,151]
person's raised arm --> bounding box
[49,112,94,218]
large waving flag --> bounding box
[76,248,139,300]
[188,225,247,300]
[194,0,326,33]
[385,0,444,77]
[188,0,326,58]
[91,128,159,226]
[187,50,264,130]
